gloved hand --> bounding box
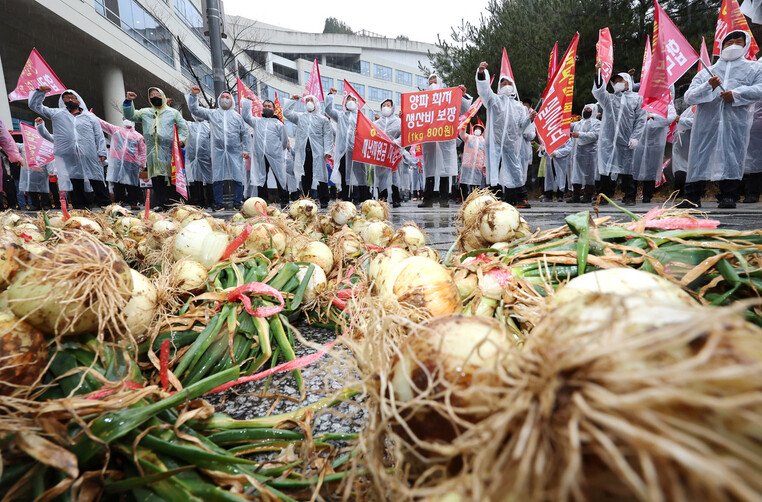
[628,138,639,150]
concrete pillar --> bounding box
[265,52,273,74]
[102,66,126,125]
[0,52,13,128]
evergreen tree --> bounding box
[323,17,354,35]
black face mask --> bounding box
[582,110,592,119]
[262,108,274,118]
[64,101,80,111]
[150,96,163,107]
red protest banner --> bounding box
[547,42,559,84]
[9,48,66,102]
[20,122,54,170]
[597,28,614,84]
[171,125,188,199]
[700,37,712,70]
[352,112,402,170]
[303,58,324,102]
[342,80,366,110]
[639,35,653,93]
[500,48,515,85]
[401,87,463,147]
[274,92,284,122]
[536,33,579,155]
[237,76,262,116]
[713,0,759,60]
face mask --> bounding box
[613,82,626,93]
[64,101,80,111]
[381,106,393,117]
[428,82,439,90]
[582,110,592,119]
[305,102,315,112]
[150,96,163,107]
[123,120,134,128]
[219,98,233,110]
[499,85,515,97]
[720,44,745,61]
[262,108,274,118]
[345,100,357,111]
[474,129,483,137]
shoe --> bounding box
[743,195,759,204]
[212,204,225,212]
[418,200,434,208]
[718,198,736,209]
[439,199,450,208]
[642,197,652,204]
[516,200,532,209]
[675,199,701,209]
[623,198,636,206]
[392,201,401,208]
[566,197,580,203]
[579,196,592,204]
[320,201,329,209]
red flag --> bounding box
[303,58,324,102]
[411,144,423,159]
[171,125,188,199]
[597,28,614,84]
[236,76,262,116]
[273,92,284,122]
[713,0,759,60]
[342,79,366,110]
[9,48,67,102]
[547,42,559,83]
[535,33,580,155]
[20,122,54,170]
[352,112,402,170]
[639,35,653,92]
[699,36,712,70]
[655,159,670,187]
[641,0,700,118]
[459,98,483,130]
[500,48,516,86]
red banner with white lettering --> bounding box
[639,35,653,92]
[342,79,366,110]
[536,33,579,155]
[713,0,759,60]
[303,58,324,102]
[237,76,262,117]
[353,112,402,170]
[274,92,284,122]
[20,122,54,170]
[9,48,67,102]
[597,28,614,84]
[171,125,188,199]
[401,87,463,147]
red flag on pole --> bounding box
[236,76,262,116]
[547,42,559,83]
[8,48,67,101]
[342,79,366,110]
[352,112,403,170]
[20,122,54,170]
[303,58,324,102]
[171,125,188,199]
[713,0,759,60]
[535,33,580,155]
[273,92,284,122]
[699,36,712,70]
[597,28,614,84]
[639,35,653,92]
[459,98,483,130]
[499,47,516,85]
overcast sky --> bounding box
[224,0,492,45]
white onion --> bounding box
[152,219,179,235]
[122,269,157,340]
[173,219,229,269]
[361,220,393,247]
[369,247,411,285]
[298,241,334,275]
[329,201,357,226]
[413,246,439,262]
[461,228,489,252]
[478,268,513,300]
[389,224,426,251]
[246,223,287,255]
[361,199,387,220]
[171,259,208,293]
[296,264,327,303]
[64,216,102,235]
[478,202,520,244]
[452,268,478,299]
[463,193,498,227]
[242,197,268,218]
[379,256,461,317]
[289,199,318,220]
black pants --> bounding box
[262,157,288,205]
[460,184,475,201]
[113,183,141,206]
[295,141,328,203]
[2,170,17,209]
[642,180,656,201]
[150,176,178,209]
[392,185,401,204]
[673,171,687,198]
[338,156,348,200]
[684,179,740,204]
[743,173,762,200]
[598,174,636,201]
[502,185,528,204]
[438,176,450,201]
[70,178,110,209]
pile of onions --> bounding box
[152,219,179,236]
[460,192,498,228]
[361,220,394,247]
[298,241,334,275]
[173,219,228,269]
[389,223,426,251]
[329,201,357,227]
[241,197,267,218]
[361,199,389,220]
[0,311,47,394]
[378,256,461,317]
[412,246,439,262]
[296,264,327,303]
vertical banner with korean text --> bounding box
[171,125,188,199]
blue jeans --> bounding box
[213,181,243,206]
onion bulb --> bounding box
[461,228,489,252]
[369,247,411,286]
[152,219,179,235]
[379,256,461,317]
[329,201,357,226]
[170,259,208,293]
[173,219,229,269]
[296,264,327,303]
[452,268,478,299]
[389,224,426,251]
[289,199,318,220]
[298,241,334,275]
[0,311,48,394]
[413,246,439,262]
[103,204,129,217]
[122,270,157,341]
[462,193,498,227]
[330,228,363,262]
[64,216,102,235]
[361,199,388,220]
[246,223,287,256]
[478,202,520,244]
[242,197,268,218]
[478,268,513,300]
[361,220,393,247]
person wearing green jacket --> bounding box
[123,87,188,211]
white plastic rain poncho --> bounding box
[570,104,601,186]
[18,143,50,193]
[29,89,107,191]
[188,92,250,184]
[672,106,695,175]
[372,104,402,191]
[476,70,532,188]
[684,32,762,182]
[522,122,536,180]
[241,99,289,189]
[284,143,298,193]
[283,96,333,186]
[744,98,762,174]
[325,93,367,188]
[592,73,647,177]
[185,118,212,184]
[633,103,677,181]
[97,118,146,186]
[544,139,573,192]
[458,128,486,186]
[421,80,473,179]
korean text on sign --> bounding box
[401,87,463,147]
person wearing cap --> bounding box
[681,30,762,208]
[458,120,487,200]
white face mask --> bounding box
[305,101,315,112]
[381,106,393,117]
[345,100,357,111]
[428,82,439,90]
[720,44,745,61]
[474,129,483,137]
[613,82,626,93]
[219,98,233,109]
[122,120,134,128]
[499,85,516,97]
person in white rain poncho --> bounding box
[592,64,647,205]
[416,73,473,208]
[476,62,536,208]
[742,91,762,203]
[284,94,333,208]
[188,86,251,211]
[185,114,213,208]
[32,118,60,208]
[682,31,762,209]
[671,105,695,198]
[633,99,677,203]
[568,103,601,203]
[29,86,109,209]
[542,139,573,200]
[17,128,50,210]
[96,116,146,209]
[521,101,537,186]
[325,88,369,204]
[373,99,403,206]
[458,121,487,200]
[241,99,289,206]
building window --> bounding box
[369,86,392,102]
[321,76,333,90]
[173,0,206,44]
[395,92,402,106]
[395,70,412,86]
[415,75,428,89]
[349,82,365,99]
[94,0,174,66]
[360,61,370,76]
[374,64,392,81]
[337,80,344,96]
[179,47,213,92]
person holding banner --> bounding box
[325,88,368,205]
[123,87,188,212]
[476,62,535,208]
[284,94,333,207]
[241,99,289,207]
[458,121,487,199]
[543,139,572,201]
[188,87,251,211]
[18,118,54,210]
[30,87,110,209]
[185,115,213,208]
[95,116,146,210]
[633,101,677,204]
[592,66,646,205]
[568,104,601,203]
[742,98,762,203]
[373,98,403,207]
[682,31,762,209]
